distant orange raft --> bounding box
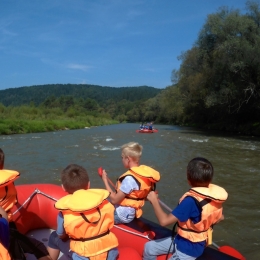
[11,184,244,260]
[136,129,158,133]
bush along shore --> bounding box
[0,117,119,135]
[0,102,120,135]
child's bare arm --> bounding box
[147,191,178,227]
[101,169,126,204]
[109,190,126,204]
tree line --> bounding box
[0,84,161,107]
[0,86,162,134]
[157,1,260,135]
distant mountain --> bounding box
[0,84,162,106]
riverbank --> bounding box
[0,117,119,135]
[179,121,260,137]
[204,122,260,137]
[2,118,260,137]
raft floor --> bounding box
[26,229,66,260]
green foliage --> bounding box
[0,103,119,135]
[156,86,184,124]
[157,1,260,134]
[0,84,161,107]
[0,84,161,133]
[0,117,118,135]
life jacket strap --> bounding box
[125,196,145,201]
[185,196,212,212]
[119,173,141,189]
[177,196,212,234]
[200,198,212,207]
[177,223,209,234]
[80,208,101,224]
[71,230,110,241]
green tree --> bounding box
[80,98,99,111]
[169,1,260,127]
[59,96,75,112]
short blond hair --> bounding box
[121,142,143,162]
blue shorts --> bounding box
[48,231,119,260]
[48,231,72,259]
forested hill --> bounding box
[0,84,161,106]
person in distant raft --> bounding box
[148,122,153,130]
[0,148,52,260]
[101,142,160,224]
[143,157,228,260]
[47,164,119,260]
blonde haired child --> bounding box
[102,142,160,224]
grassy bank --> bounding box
[0,117,119,135]
[0,104,119,135]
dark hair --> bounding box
[0,148,4,170]
[187,157,213,187]
[61,164,89,194]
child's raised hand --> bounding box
[98,167,108,182]
[101,169,108,181]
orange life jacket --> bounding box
[0,170,20,221]
[116,165,160,218]
[55,189,118,260]
[0,243,11,260]
[177,184,228,242]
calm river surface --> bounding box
[1,123,259,259]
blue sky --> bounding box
[1,0,249,90]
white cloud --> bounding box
[40,59,94,72]
[66,63,93,72]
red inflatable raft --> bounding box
[11,184,244,260]
[136,129,158,133]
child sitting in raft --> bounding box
[101,142,160,224]
[0,148,52,260]
[143,157,228,260]
[47,164,119,260]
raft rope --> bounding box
[12,189,58,216]
[12,188,152,241]
[113,224,151,241]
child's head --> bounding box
[0,148,4,170]
[61,164,90,194]
[187,157,213,187]
[121,142,143,164]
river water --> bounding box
[1,123,259,259]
